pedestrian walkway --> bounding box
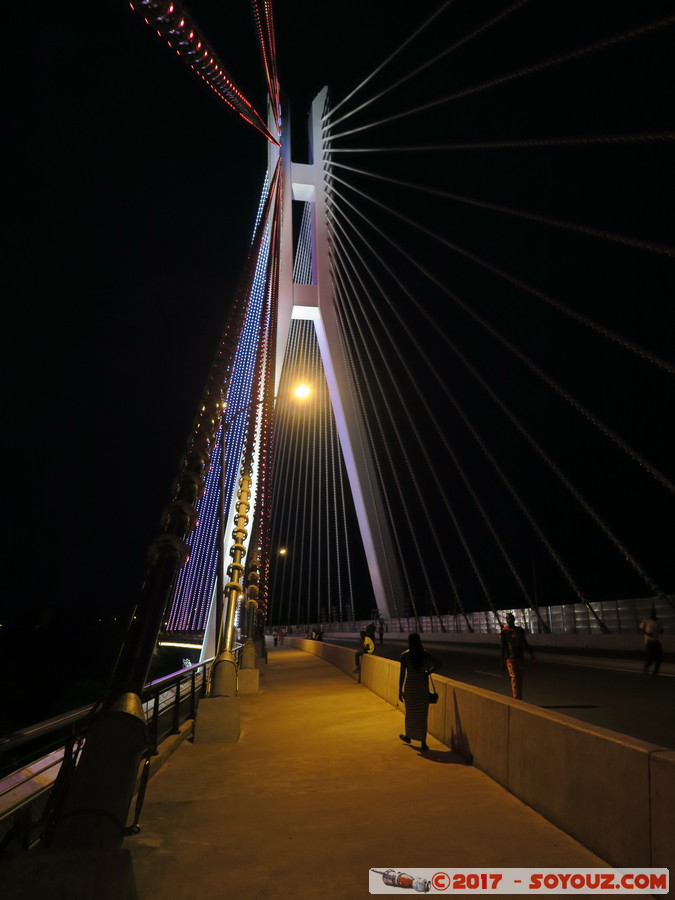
[129,646,613,900]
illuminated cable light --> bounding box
[129,1,276,145]
[167,185,274,631]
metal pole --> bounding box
[215,406,227,659]
[210,467,251,696]
[225,470,251,652]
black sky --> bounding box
[3,0,441,724]
[6,0,441,625]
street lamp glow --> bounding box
[293,384,311,400]
[279,548,287,555]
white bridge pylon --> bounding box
[269,88,403,621]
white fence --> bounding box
[301,595,675,636]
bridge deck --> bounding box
[129,645,609,900]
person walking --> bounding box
[500,613,536,700]
[398,633,440,753]
[378,620,384,644]
[278,629,284,646]
[639,608,664,675]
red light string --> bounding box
[129,0,279,146]
[261,0,281,129]
[250,0,279,130]
[250,0,281,131]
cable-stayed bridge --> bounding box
[2,0,674,894]
[141,0,675,651]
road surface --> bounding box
[326,637,675,749]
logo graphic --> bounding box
[371,869,431,893]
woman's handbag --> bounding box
[428,674,439,704]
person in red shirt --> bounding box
[500,613,536,700]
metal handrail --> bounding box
[0,752,65,804]
[0,640,231,853]
[144,656,214,692]
[0,705,97,756]
[0,656,220,795]
[0,657,216,759]
[0,653,231,856]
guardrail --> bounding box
[143,658,211,756]
[276,595,675,637]
[0,652,235,856]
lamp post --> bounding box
[210,383,312,695]
[210,398,256,698]
[195,396,257,741]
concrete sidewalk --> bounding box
[128,646,616,900]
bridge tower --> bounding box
[269,88,404,621]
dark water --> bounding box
[0,622,201,737]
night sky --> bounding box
[4,0,674,727]
[3,0,440,725]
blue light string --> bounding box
[166,174,272,631]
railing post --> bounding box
[190,668,197,720]
[150,691,160,756]
[171,682,182,736]
[49,692,148,852]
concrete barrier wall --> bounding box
[288,638,674,873]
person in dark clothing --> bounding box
[378,620,384,644]
[500,613,536,700]
[398,633,440,752]
[639,608,664,675]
